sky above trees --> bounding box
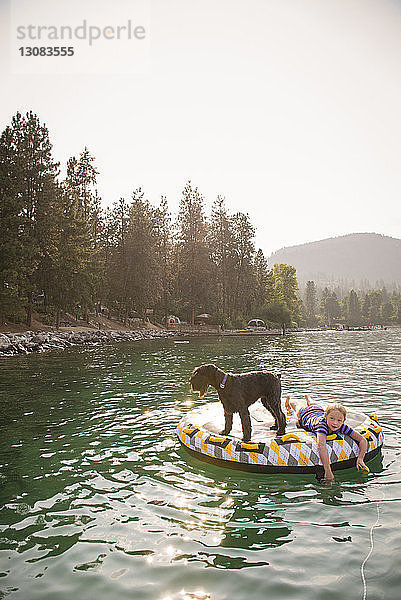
[1,0,401,257]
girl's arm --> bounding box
[350,430,369,470]
[316,433,334,481]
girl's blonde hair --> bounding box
[324,403,347,419]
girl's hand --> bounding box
[356,459,370,473]
[324,469,335,481]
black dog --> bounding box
[189,364,286,441]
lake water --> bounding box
[0,330,400,600]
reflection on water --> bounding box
[0,330,400,600]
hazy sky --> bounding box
[1,0,401,257]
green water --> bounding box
[0,330,400,600]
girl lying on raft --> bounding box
[285,396,369,481]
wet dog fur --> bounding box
[189,364,286,441]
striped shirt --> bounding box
[298,405,354,437]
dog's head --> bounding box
[189,364,217,399]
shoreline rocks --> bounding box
[0,329,176,357]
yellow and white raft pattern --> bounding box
[176,400,383,473]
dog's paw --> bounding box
[270,424,278,430]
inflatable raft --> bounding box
[176,401,383,474]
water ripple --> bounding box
[0,331,400,599]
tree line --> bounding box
[0,111,301,330]
[303,281,401,327]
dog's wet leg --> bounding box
[262,397,286,435]
[261,397,277,428]
[221,411,233,436]
[271,404,286,435]
[239,410,252,441]
[276,407,287,435]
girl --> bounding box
[285,396,369,481]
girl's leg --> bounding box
[285,396,308,416]
[285,395,313,412]
[285,396,297,412]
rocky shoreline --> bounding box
[0,328,176,357]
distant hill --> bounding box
[269,233,401,289]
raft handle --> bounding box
[280,433,301,442]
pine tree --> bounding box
[305,280,317,326]
[343,289,361,326]
[381,300,394,324]
[65,148,99,223]
[0,124,21,322]
[208,196,234,321]
[44,185,93,326]
[175,181,212,323]
[103,197,130,319]
[230,212,256,321]
[0,111,59,325]
[125,188,160,317]
[154,196,172,324]
[64,148,102,320]
[252,249,270,317]
[321,288,340,327]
